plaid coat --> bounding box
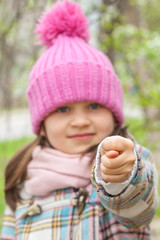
[1,143,158,240]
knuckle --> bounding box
[102,136,119,150]
[101,141,107,149]
[119,174,128,182]
[126,138,134,149]
[101,154,107,163]
[100,163,105,173]
[101,139,110,151]
[101,164,110,175]
[101,155,113,168]
[101,173,109,182]
[126,168,132,175]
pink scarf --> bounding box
[25,146,94,196]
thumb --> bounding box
[106,150,120,158]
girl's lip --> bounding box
[68,133,95,140]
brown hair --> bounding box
[4,126,128,211]
[4,136,46,211]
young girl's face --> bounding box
[42,101,115,154]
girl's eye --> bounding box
[89,103,101,110]
[57,106,70,113]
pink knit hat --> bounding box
[27,1,124,134]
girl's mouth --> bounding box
[68,133,95,140]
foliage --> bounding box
[126,117,148,147]
[0,0,55,109]
[140,0,160,31]
[94,0,160,132]
[113,25,160,108]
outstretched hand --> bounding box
[100,136,135,183]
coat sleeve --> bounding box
[1,205,15,240]
[91,141,159,230]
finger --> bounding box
[101,152,135,169]
[101,172,131,183]
[102,136,134,153]
[100,162,132,176]
[101,154,125,169]
[106,150,120,158]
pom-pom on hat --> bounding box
[35,0,90,47]
[27,0,124,134]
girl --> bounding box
[1,1,158,239]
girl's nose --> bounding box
[70,114,90,128]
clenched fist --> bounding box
[100,136,136,183]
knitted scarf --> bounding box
[25,146,94,196]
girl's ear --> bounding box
[40,124,46,137]
[39,124,53,148]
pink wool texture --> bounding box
[35,1,90,47]
[25,146,93,196]
[27,1,124,134]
